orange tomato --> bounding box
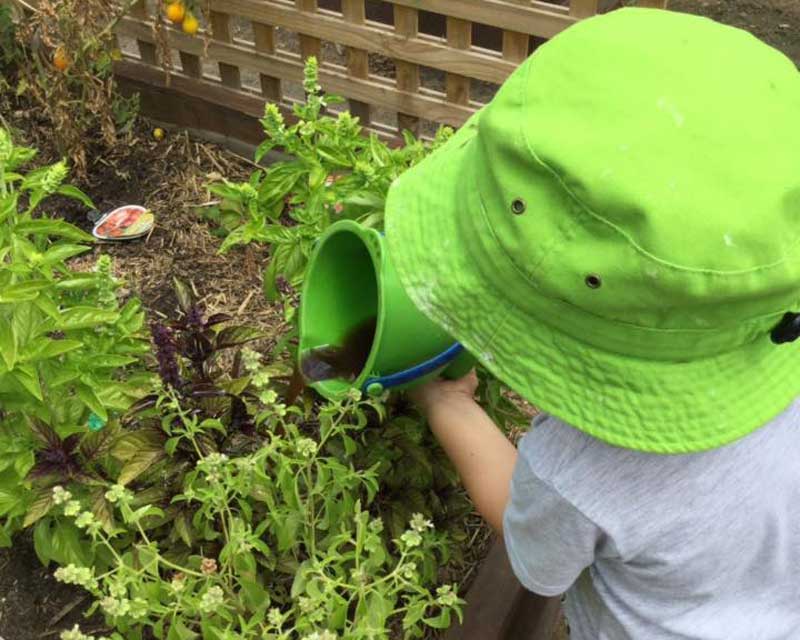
[165,2,185,24]
[53,47,70,72]
[182,12,199,35]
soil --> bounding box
[2,1,799,639]
[39,132,274,325]
[0,534,105,640]
[669,0,800,66]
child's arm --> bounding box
[410,371,517,532]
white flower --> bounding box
[202,452,229,466]
[104,484,130,504]
[235,457,257,472]
[436,584,460,607]
[52,486,72,505]
[60,624,107,640]
[258,389,278,405]
[54,565,96,589]
[74,511,96,529]
[241,348,262,372]
[108,580,127,599]
[170,573,186,594]
[63,500,82,517]
[368,518,384,534]
[298,596,315,613]
[401,562,417,580]
[252,371,271,388]
[295,438,318,459]
[410,513,433,533]
[100,596,131,617]
[199,453,229,481]
[302,632,338,640]
[400,530,422,548]
[198,585,224,613]
[129,597,149,620]
[267,607,283,628]
[273,403,288,418]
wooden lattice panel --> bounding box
[115,0,667,141]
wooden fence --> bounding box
[114,0,667,145]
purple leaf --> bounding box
[215,326,266,350]
[205,313,233,328]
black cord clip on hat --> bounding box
[770,313,800,344]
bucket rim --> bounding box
[298,220,385,399]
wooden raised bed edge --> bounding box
[115,68,413,150]
[117,74,265,147]
[446,538,561,640]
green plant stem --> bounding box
[134,519,152,546]
[158,555,206,579]
[301,465,317,558]
[95,529,125,565]
[317,400,353,451]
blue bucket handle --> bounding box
[362,342,464,395]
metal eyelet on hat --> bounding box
[511,198,526,215]
[585,274,602,289]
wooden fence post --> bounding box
[130,0,157,65]
[253,22,281,101]
[393,4,421,136]
[342,0,372,126]
[446,16,472,107]
[210,11,242,89]
[296,0,322,61]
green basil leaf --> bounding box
[76,383,108,421]
[0,279,50,303]
[12,365,43,401]
[56,306,120,330]
[14,219,94,242]
[56,184,95,209]
[0,320,17,369]
[19,339,83,363]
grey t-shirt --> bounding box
[503,400,800,640]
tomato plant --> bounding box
[8,0,140,175]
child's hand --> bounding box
[409,369,479,417]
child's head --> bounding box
[385,8,800,453]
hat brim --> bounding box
[385,122,800,454]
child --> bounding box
[384,8,800,639]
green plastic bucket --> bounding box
[299,220,474,400]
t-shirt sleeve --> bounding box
[502,451,602,596]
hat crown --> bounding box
[474,8,800,335]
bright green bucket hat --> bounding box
[384,8,800,454]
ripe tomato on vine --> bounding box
[165,2,185,23]
[163,1,200,35]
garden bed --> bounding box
[0,90,501,639]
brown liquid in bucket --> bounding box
[300,316,377,382]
